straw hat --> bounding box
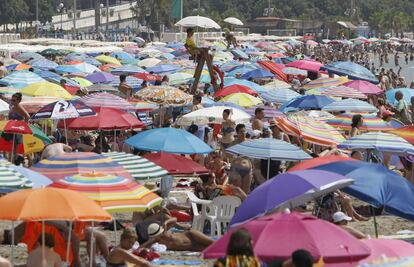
[147,223,164,238]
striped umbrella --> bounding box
[387,126,414,145]
[220,93,263,108]
[276,113,345,147]
[263,80,292,90]
[328,113,392,131]
[109,76,143,90]
[322,99,378,112]
[30,59,59,71]
[111,65,146,76]
[103,152,168,181]
[303,77,349,90]
[80,92,136,110]
[31,152,134,181]
[0,165,33,189]
[320,85,368,99]
[51,172,162,212]
[0,125,51,155]
[20,97,61,114]
[0,70,45,88]
[135,86,192,106]
[31,99,96,120]
[337,132,414,156]
[244,106,286,119]
[260,88,300,104]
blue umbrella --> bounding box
[224,77,266,94]
[111,65,146,75]
[201,96,215,106]
[109,76,143,90]
[85,72,117,84]
[30,59,59,70]
[10,165,52,188]
[260,89,300,104]
[322,98,378,112]
[64,53,88,61]
[312,160,414,221]
[231,49,249,60]
[34,70,79,87]
[227,65,257,76]
[15,52,44,62]
[230,170,353,226]
[226,138,311,161]
[125,128,213,154]
[110,51,136,64]
[241,69,275,80]
[83,57,102,66]
[56,65,84,74]
[146,64,180,74]
[0,70,45,88]
[385,88,414,104]
[321,61,379,84]
[280,95,334,112]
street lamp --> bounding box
[57,3,65,31]
[99,3,104,31]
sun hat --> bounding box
[332,211,352,223]
[147,223,164,238]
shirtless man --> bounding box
[27,234,62,267]
[143,222,213,251]
[332,212,366,239]
[251,107,265,132]
[41,142,72,159]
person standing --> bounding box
[251,107,265,132]
[118,74,133,100]
[0,61,8,78]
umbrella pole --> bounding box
[10,221,14,265]
[11,134,15,164]
[63,119,68,145]
[113,219,118,246]
[371,206,379,238]
[267,158,270,179]
[89,221,95,267]
[42,221,45,267]
[65,221,73,266]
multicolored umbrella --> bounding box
[103,152,168,181]
[6,63,31,71]
[276,113,345,147]
[111,65,146,76]
[322,61,378,84]
[135,86,192,106]
[303,76,349,90]
[20,97,61,114]
[220,93,263,107]
[133,72,162,82]
[80,92,136,110]
[31,99,96,120]
[328,113,392,131]
[30,59,58,71]
[0,165,33,189]
[358,257,414,267]
[20,82,72,99]
[343,80,383,95]
[387,126,414,145]
[322,99,378,112]
[0,70,45,88]
[319,85,368,99]
[0,120,32,134]
[244,106,286,119]
[260,88,300,104]
[214,84,259,98]
[51,172,162,212]
[0,125,51,154]
[286,59,323,72]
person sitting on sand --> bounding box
[106,228,152,267]
[27,233,62,267]
[143,222,214,252]
[332,211,366,239]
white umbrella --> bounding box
[176,106,251,126]
[224,17,244,26]
[175,16,221,29]
[0,99,9,114]
[138,58,161,68]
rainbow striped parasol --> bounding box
[320,85,368,99]
[31,152,133,181]
[276,112,345,147]
[387,126,414,145]
[51,172,162,212]
[303,77,349,90]
[328,113,393,131]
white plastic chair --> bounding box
[186,191,212,232]
[206,196,241,237]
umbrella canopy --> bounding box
[223,17,243,25]
[70,77,93,87]
[125,127,213,154]
[322,61,379,84]
[204,212,371,264]
[144,152,209,175]
[319,85,368,99]
[282,67,307,76]
[230,170,353,226]
[322,99,378,112]
[80,92,136,111]
[146,64,181,74]
[280,95,334,112]
[337,132,414,156]
[59,107,143,130]
[20,97,61,113]
[385,88,414,104]
[95,55,121,65]
[0,70,45,88]
[85,72,117,84]
[226,138,311,161]
[289,155,355,172]
[358,257,414,267]
[286,60,323,72]
[241,69,274,80]
[0,120,32,134]
[168,72,193,85]
[16,52,44,62]
[343,80,383,95]
[111,65,146,76]
[85,84,119,93]
[0,187,112,221]
[312,160,414,220]
[303,77,349,90]
[0,125,50,155]
[40,48,65,56]
[51,173,162,212]
[176,106,251,126]
[0,99,9,114]
[387,126,414,145]
[260,88,300,104]
[175,15,221,29]
[220,93,263,107]
[327,113,392,131]
[133,72,162,82]
[6,165,52,189]
[103,152,167,181]
[31,152,133,181]
[30,59,59,70]
[138,58,161,68]
[244,106,286,119]
[31,99,96,120]
[359,239,414,264]
[20,81,72,100]
[224,77,267,94]
[135,86,192,106]
[276,113,345,147]
[0,164,33,189]
[214,84,259,98]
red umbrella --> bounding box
[359,239,414,264]
[213,84,258,98]
[144,152,209,175]
[0,120,32,134]
[287,60,323,73]
[133,72,162,82]
[257,60,288,82]
[203,212,370,264]
[288,155,355,172]
[58,107,144,130]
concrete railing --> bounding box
[0,34,21,44]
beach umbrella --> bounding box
[358,257,414,267]
[80,92,136,110]
[223,17,243,25]
[343,80,383,95]
[303,77,349,90]
[276,113,345,147]
[176,106,251,126]
[385,88,414,104]
[301,110,335,122]
[34,70,77,86]
[133,72,162,82]
[320,85,368,99]
[224,78,266,94]
[230,170,353,226]
[263,79,292,90]
[244,106,286,119]
[20,81,72,99]
[109,76,143,90]
[226,138,311,161]
[257,60,289,82]
[64,62,100,74]
[175,15,221,29]
[288,155,355,172]
[125,127,213,154]
[138,58,161,68]
[168,72,193,85]
[99,63,122,72]
[144,152,209,175]
[312,160,414,221]
[31,99,96,120]
[321,61,379,84]
[31,152,134,181]
[30,59,58,71]
[220,93,263,107]
[135,86,192,106]
[204,212,371,264]
[111,65,146,76]
[327,113,392,131]
[110,51,136,64]
[15,52,44,62]
[0,87,19,97]
[337,132,414,156]
[387,126,414,145]
[0,99,9,114]
[103,152,167,181]
[214,84,258,98]
[20,97,60,113]
[6,63,31,71]
[95,55,121,65]
[287,59,323,72]
[85,84,118,94]
[0,125,51,155]
[40,48,65,57]
[70,77,93,87]
[0,164,33,189]
[0,120,32,134]
[241,68,274,80]
[260,88,300,104]
[359,239,414,264]
[280,95,334,112]
[59,107,144,130]
[51,172,162,212]
[85,72,117,84]
[322,99,378,112]
[146,64,180,74]
[282,67,308,76]
[0,70,45,88]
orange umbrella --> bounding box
[387,126,414,145]
[0,187,112,221]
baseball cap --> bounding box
[332,211,352,223]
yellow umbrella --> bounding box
[21,82,72,100]
[70,77,93,87]
[95,55,121,65]
[220,93,263,107]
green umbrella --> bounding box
[30,125,51,145]
[40,48,65,57]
